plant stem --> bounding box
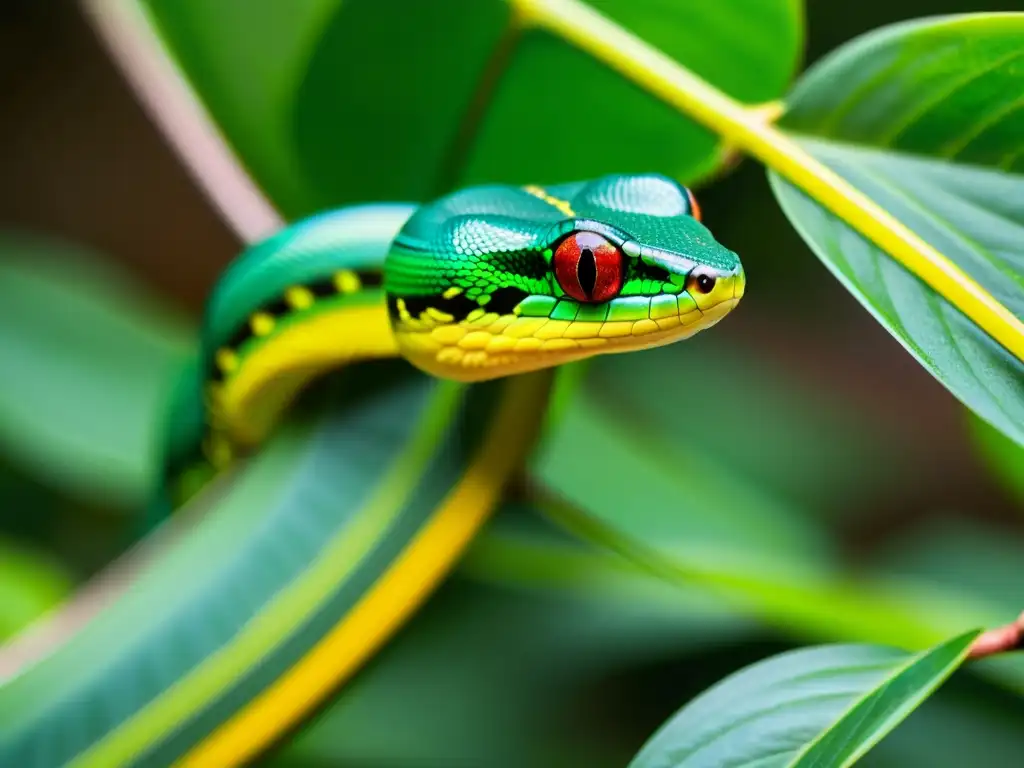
[82,0,282,244]
[969,611,1024,660]
[511,0,1024,364]
[432,11,525,196]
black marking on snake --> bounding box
[225,325,255,357]
[211,363,231,383]
[386,294,401,322]
[386,285,530,324]
[486,286,530,315]
[507,251,551,281]
[262,297,292,317]
[359,272,384,288]
[632,259,671,284]
[307,278,337,298]
[388,291,479,323]
[208,270,383,383]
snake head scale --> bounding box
[384,173,745,381]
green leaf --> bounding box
[0,538,73,641]
[462,505,752,648]
[871,517,1024,613]
[866,517,1024,689]
[273,581,611,768]
[968,413,1024,509]
[628,631,980,768]
[136,0,801,217]
[770,14,1024,447]
[526,346,1024,694]
[0,234,192,508]
[861,680,1024,768]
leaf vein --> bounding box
[879,47,1024,147]
[840,159,1021,293]
[929,290,1019,427]
[943,93,1024,162]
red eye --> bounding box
[552,232,623,303]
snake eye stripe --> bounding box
[208,269,384,382]
[386,285,531,324]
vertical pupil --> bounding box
[577,246,597,298]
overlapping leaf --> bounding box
[771,14,1024,446]
[138,0,801,217]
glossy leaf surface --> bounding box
[138,0,802,217]
[628,631,979,768]
[771,14,1024,446]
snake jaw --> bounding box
[394,267,745,383]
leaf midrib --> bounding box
[785,634,975,768]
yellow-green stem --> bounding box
[512,0,1024,363]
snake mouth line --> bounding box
[397,294,741,382]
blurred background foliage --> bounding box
[0,1,1021,766]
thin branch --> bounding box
[701,100,786,185]
[431,11,526,196]
[968,611,1024,660]
[80,0,282,245]
[510,0,1024,364]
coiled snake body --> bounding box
[1,173,744,768]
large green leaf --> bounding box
[544,339,910,517]
[0,234,192,508]
[528,342,849,635]
[137,0,802,218]
[770,14,1024,447]
[627,631,979,768]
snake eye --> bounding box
[688,272,717,295]
[552,232,623,303]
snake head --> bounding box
[385,173,744,381]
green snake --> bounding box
[0,174,743,767]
